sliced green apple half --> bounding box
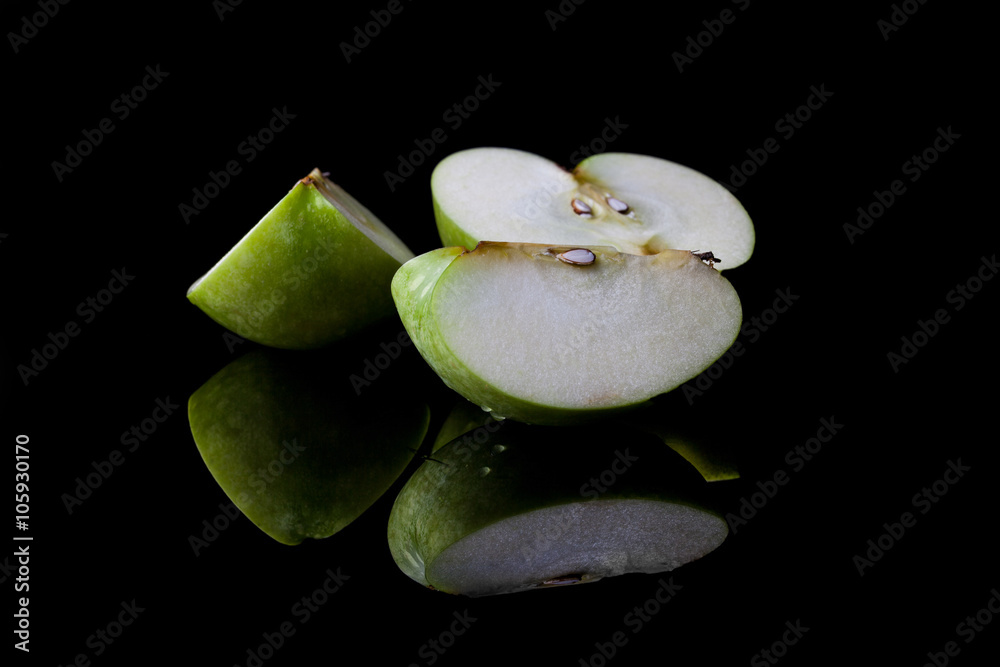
[388,422,728,596]
[188,169,415,349]
[188,347,430,545]
[392,242,742,425]
[432,147,754,268]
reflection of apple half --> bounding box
[188,348,430,545]
[388,422,728,596]
[432,148,754,268]
[188,169,415,349]
[392,242,742,425]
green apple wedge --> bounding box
[388,421,728,596]
[391,242,742,425]
[188,346,430,545]
[431,147,754,269]
[187,169,415,349]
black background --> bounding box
[4,1,995,665]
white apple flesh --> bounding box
[432,148,754,268]
[392,242,742,425]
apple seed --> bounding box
[556,248,596,265]
[571,198,593,216]
[606,196,630,214]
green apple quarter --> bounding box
[431,147,754,268]
[188,169,415,349]
[388,422,728,596]
[188,347,430,545]
[391,242,742,425]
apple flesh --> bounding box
[432,148,754,268]
[188,347,430,545]
[388,422,728,596]
[392,242,742,425]
[188,169,415,349]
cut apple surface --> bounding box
[388,423,728,596]
[392,242,742,425]
[188,169,415,349]
[432,148,754,268]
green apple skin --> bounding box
[188,348,430,545]
[432,194,480,253]
[388,422,726,595]
[391,243,741,426]
[188,170,414,350]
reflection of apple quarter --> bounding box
[388,424,729,597]
[188,348,429,545]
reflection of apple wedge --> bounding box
[431,400,505,453]
[392,242,742,425]
[188,169,415,349]
[432,147,754,268]
[388,423,728,596]
[626,412,739,482]
[188,348,430,545]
